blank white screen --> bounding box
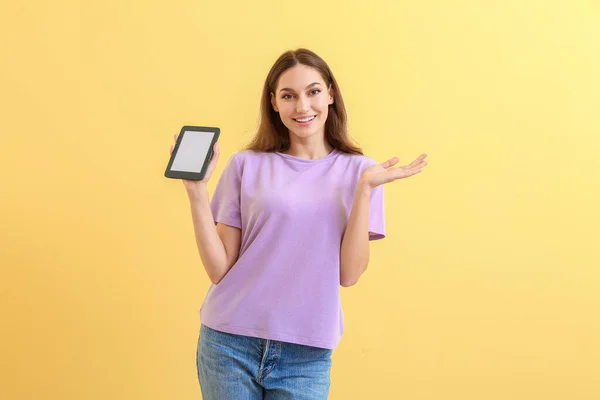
[170,131,214,172]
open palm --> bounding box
[361,153,428,189]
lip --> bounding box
[293,115,316,120]
[292,115,316,126]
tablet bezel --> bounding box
[164,126,220,180]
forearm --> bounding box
[187,185,229,284]
[340,181,372,287]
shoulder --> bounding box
[225,150,276,174]
[336,151,379,171]
[229,149,272,164]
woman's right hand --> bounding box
[170,134,220,194]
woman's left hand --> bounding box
[359,153,428,190]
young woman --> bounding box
[170,48,428,399]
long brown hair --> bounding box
[244,48,363,155]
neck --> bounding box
[284,131,334,160]
[285,140,334,160]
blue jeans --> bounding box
[196,324,333,399]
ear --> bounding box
[270,92,279,112]
[328,85,335,105]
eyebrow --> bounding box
[279,82,322,93]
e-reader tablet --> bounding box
[164,126,220,180]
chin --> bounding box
[285,120,325,139]
[288,128,321,139]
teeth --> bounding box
[295,116,315,122]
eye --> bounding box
[309,89,321,96]
[281,93,294,100]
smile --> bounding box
[293,116,316,123]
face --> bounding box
[270,64,334,141]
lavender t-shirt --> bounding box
[200,148,385,349]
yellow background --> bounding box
[1,1,599,399]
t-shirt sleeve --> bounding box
[369,184,386,240]
[210,154,242,229]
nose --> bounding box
[296,95,309,113]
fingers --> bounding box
[170,134,179,154]
[371,153,429,185]
[381,153,427,169]
[206,142,220,169]
[404,154,428,172]
[412,160,427,170]
[380,157,400,169]
[211,142,220,162]
[408,153,427,168]
[390,161,426,179]
[199,142,220,182]
[389,167,420,181]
